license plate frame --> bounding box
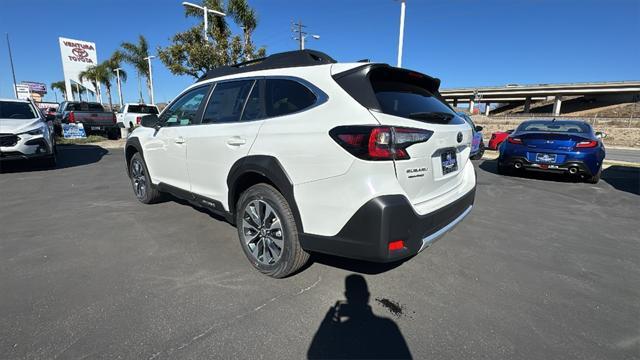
[536,153,557,163]
[441,150,458,175]
[90,126,101,131]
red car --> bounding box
[488,129,513,150]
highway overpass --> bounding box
[440,81,640,115]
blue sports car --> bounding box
[497,119,606,183]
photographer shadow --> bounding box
[307,274,412,359]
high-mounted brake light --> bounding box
[575,140,598,148]
[68,111,75,123]
[507,137,522,144]
[330,126,433,160]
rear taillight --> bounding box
[507,137,522,144]
[330,126,432,160]
[136,116,142,125]
[575,140,598,148]
[68,111,75,123]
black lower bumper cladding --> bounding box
[300,187,476,262]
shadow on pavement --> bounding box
[602,165,640,195]
[307,274,412,359]
[309,253,408,275]
[0,144,109,173]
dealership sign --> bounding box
[62,123,87,139]
[21,81,47,95]
[59,37,99,101]
[15,84,31,100]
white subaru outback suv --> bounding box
[125,50,475,278]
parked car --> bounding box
[488,129,513,150]
[497,119,605,183]
[116,103,159,129]
[458,112,484,160]
[55,101,119,139]
[0,98,56,166]
[124,50,476,278]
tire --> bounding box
[129,153,162,204]
[107,128,120,140]
[586,168,601,184]
[43,154,56,168]
[236,183,309,278]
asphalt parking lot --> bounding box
[1,146,639,359]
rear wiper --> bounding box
[407,111,454,121]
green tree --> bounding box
[120,35,151,103]
[50,81,67,101]
[78,66,102,102]
[158,0,266,79]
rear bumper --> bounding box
[499,155,598,176]
[299,186,475,262]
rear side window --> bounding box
[127,105,158,114]
[202,80,254,123]
[0,101,38,119]
[265,79,316,117]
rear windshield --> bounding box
[517,121,591,133]
[66,102,104,111]
[0,101,38,119]
[128,105,158,114]
[373,81,456,122]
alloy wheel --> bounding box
[241,200,284,265]
[131,159,147,199]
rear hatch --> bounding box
[333,64,472,206]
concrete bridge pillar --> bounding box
[453,99,458,107]
[553,96,563,116]
[484,103,491,116]
[524,97,531,113]
[469,99,475,114]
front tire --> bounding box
[236,184,309,278]
[129,153,162,204]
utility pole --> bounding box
[291,20,319,50]
[144,56,155,105]
[182,2,226,43]
[396,0,406,68]
[6,33,18,99]
[114,68,124,107]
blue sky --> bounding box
[1,0,638,103]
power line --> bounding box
[291,20,307,50]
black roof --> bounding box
[197,50,337,82]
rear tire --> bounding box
[586,168,601,184]
[129,153,162,204]
[107,128,120,140]
[236,183,309,278]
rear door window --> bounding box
[265,79,316,117]
[202,80,254,123]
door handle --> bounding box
[226,137,246,146]
[174,137,186,144]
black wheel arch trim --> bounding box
[124,137,144,176]
[227,155,304,232]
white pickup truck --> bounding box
[116,103,160,129]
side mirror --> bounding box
[475,125,483,132]
[140,114,160,128]
[595,131,606,139]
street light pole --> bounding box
[182,2,226,43]
[144,56,156,105]
[5,33,18,99]
[396,0,406,68]
[114,68,124,107]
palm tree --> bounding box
[103,51,128,108]
[50,81,67,101]
[93,64,115,110]
[121,35,150,103]
[78,66,102,103]
[228,0,257,60]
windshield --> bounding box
[374,81,456,122]
[517,121,591,133]
[127,105,159,114]
[0,101,38,119]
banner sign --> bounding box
[21,81,47,95]
[15,84,30,100]
[62,123,87,139]
[59,37,98,101]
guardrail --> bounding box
[474,114,640,128]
